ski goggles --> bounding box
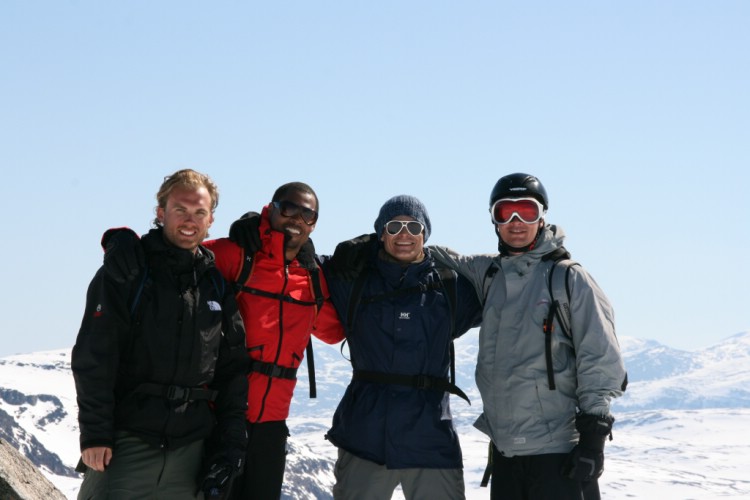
[272,200,318,225]
[490,197,545,225]
[384,220,425,236]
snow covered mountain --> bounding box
[1,331,749,499]
[615,331,750,410]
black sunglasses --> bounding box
[272,200,318,225]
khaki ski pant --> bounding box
[333,448,466,500]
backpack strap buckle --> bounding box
[166,385,190,402]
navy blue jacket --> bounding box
[324,246,482,469]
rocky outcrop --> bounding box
[0,439,67,500]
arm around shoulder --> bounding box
[427,245,497,295]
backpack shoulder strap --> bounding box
[547,258,579,340]
[308,266,325,314]
[129,265,151,318]
[207,266,226,298]
[481,262,499,304]
[346,267,371,334]
[304,264,326,398]
[542,253,579,391]
[435,267,457,338]
[434,266,459,386]
[232,249,255,296]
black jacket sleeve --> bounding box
[206,286,248,467]
[71,267,132,451]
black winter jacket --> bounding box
[72,229,248,463]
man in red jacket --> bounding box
[102,181,345,500]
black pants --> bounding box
[490,446,600,500]
[232,420,289,500]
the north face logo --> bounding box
[399,312,411,320]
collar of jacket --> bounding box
[141,227,214,278]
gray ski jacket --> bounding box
[430,224,626,456]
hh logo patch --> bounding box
[93,304,103,318]
[399,312,411,320]
[207,301,222,311]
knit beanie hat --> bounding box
[374,195,432,242]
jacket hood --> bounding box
[530,224,566,257]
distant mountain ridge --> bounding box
[615,331,750,410]
[0,330,748,499]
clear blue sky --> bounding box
[1,2,747,358]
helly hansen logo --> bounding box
[399,312,411,320]
[207,301,222,311]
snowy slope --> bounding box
[1,331,749,499]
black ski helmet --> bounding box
[489,173,549,210]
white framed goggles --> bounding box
[490,197,546,225]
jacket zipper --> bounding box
[254,264,289,422]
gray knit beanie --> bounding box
[374,195,432,242]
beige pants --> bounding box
[332,448,466,500]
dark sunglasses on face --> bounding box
[384,220,424,237]
[490,197,545,225]
[272,200,318,225]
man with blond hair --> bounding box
[73,169,248,499]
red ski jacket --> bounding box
[205,206,344,423]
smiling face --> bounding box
[496,218,543,254]
[380,215,425,263]
[269,188,317,260]
[157,185,214,253]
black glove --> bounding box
[328,233,378,281]
[101,228,144,283]
[560,413,614,482]
[200,460,236,500]
[228,211,262,253]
